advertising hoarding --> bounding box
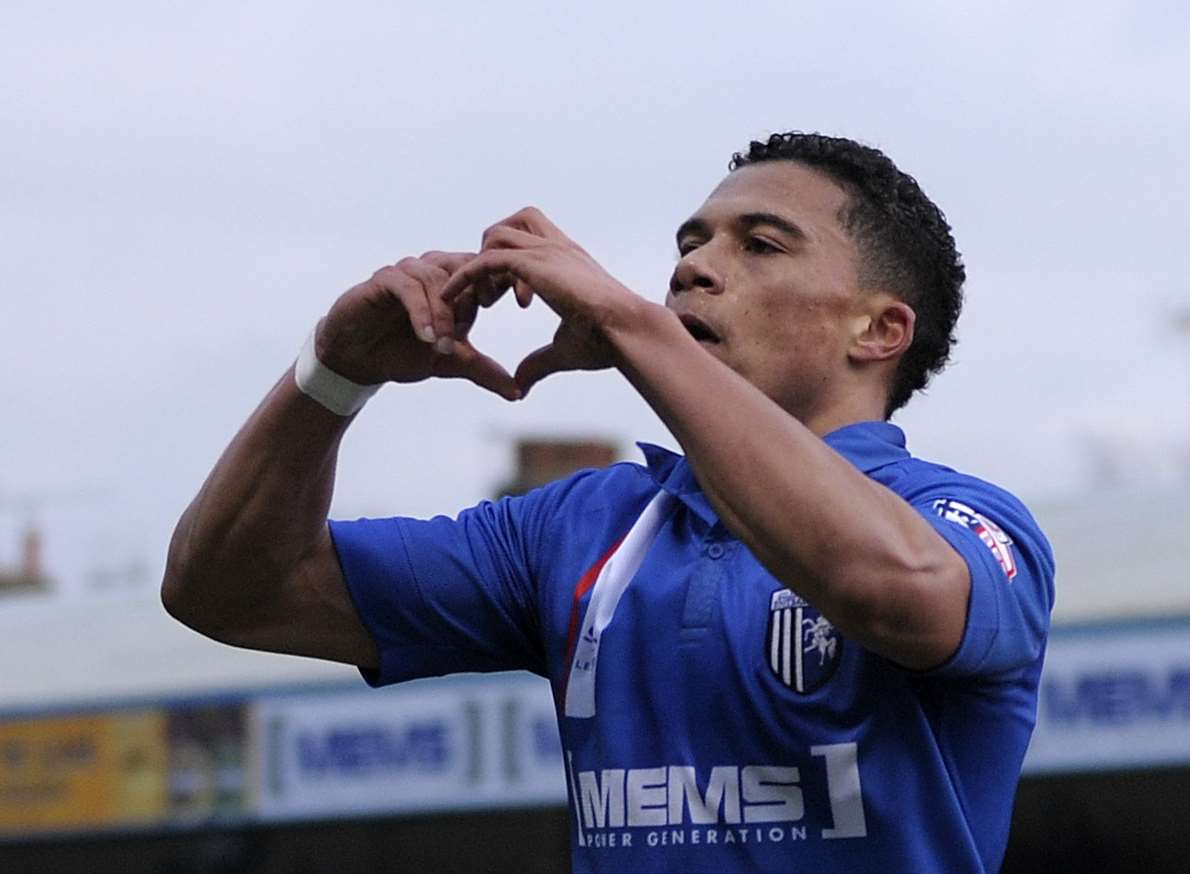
[254,674,566,821]
[1024,620,1190,773]
[0,711,166,835]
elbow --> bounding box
[161,563,196,628]
[160,524,300,650]
[161,560,247,645]
[161,524,191,621]
[160,525,233,641]
[161,512,201,627]
[160,549,216,637]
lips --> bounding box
[678,313,721,344]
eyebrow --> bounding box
[674,217,710,247]
[737,211,808,242]
[674,211,808,247]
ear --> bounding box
[847,295,915,364]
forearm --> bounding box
[607,302,965,664]
[163,368,352,632]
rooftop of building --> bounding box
[0,480,1185,714]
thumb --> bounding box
[515,343,571,397]
[442,342,521,401]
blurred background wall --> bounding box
[3,438,1190,872]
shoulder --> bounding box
[492,458,661,535]
[516,459,657,509]
[873,455,1031,516]
[826,422,1038,531]
[875,455,1055,579]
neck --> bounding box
[791,381,889,438]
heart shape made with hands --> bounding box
[436,207,635,399]
[449,273,617,402]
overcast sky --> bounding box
[1,0,1188,598]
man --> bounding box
[163,132,1054,872]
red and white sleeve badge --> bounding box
[932,498,1018,581]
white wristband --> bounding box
[294,329,382,417]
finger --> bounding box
[419,250,475,273]
[514,206,566,240]
[479,271,516,308]
[441,250,524,304]
[452,288,479,340]
[476,274,500,308]
[514,343,570,397]
[423,250,498,318]
[481,224,549,253]
[490,206,568,242]
[371,266,436,344]
[514,279,534,309]
[398,257,456,354]
[445,342,521,401]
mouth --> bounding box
[678,313,721,345]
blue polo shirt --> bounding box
[329,421,1055,873]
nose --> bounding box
[669,248,723,296]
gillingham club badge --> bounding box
[766,589,842,693]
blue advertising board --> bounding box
[253,673,566,820]
[1024,619,1190,773]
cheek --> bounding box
[756,298,832,345]
[748,306,842,380]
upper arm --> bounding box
[327,491,551,686]
[165,524,381,669]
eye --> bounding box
[676,239,703,257]
[744,237,779,254]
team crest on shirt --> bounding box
[765,589,842,693]
[931,498,1018,580]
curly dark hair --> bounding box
[729,132,965,417]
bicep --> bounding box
[229,525,380,669]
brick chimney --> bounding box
[494,438,619,499]
[21,525,43,581]
[0,524,50,593]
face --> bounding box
[666,160,869,421]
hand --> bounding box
[317,251,520,401]
[441,208,643,396]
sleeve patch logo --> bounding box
[932,498,1018,580]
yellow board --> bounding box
[0,710,166,835]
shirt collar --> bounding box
[636,421,910,527]
[636,442,717,527]
[821,420,910,472]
